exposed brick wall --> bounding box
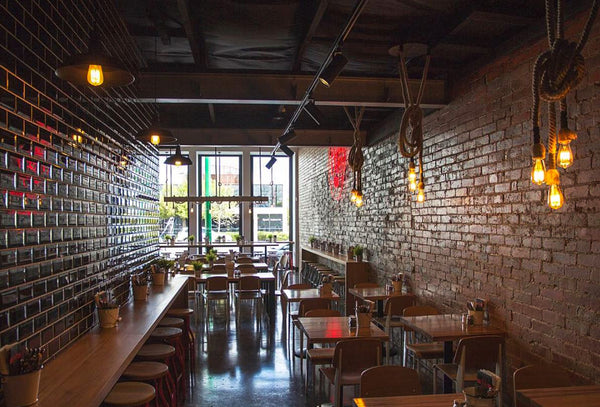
[299,9,600,391]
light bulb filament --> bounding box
[548,184,564,209]
[557,144,573,169]
[150,134,161,145]
[87,64,104,86]
[531,158,546,185]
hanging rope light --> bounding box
[345,107,365,207]
[531,0,598,210]
[391,43,430,203]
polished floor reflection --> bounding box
[185,298,312,407]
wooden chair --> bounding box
[319,338,382,407]
[433,335,504,407]
[304,309,341,394]
[403,305,444,367]
[376,295,416,364]
[284,283,312,338]
[236,257,254,264]
[210,264,227,274]
[235,275,263,330]
[237,263,257,273]
[360,365,421,397]
[293,298,334,372]
[203,276,229,330]
[513,364,572,407]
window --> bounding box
[159,154,188,244]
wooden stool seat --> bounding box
[158,317,185,328]
[122,362,169,381]
[136,344,176,360]
[150,327,182,340]
[166,308,194,317]
[103,382,155,406]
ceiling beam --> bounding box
[293,0,328,72]
[168,128,363,147]
[135,73,447,109]
[176,0,207,68]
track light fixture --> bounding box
[319,48,348,88]
[164,145,192,166]
[55,28,134,88]
[278,129,297,145]
[303,101,324,126]
[279,145,294,158]
[266,155,277,169]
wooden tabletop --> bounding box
[400,313,505,342]
[353,393,462,407]
[37,276,192,407]
[196,272,275,283]
[282,288,340,303]
[297,316,389,344]
[517,385,600,407]
[348,286,409,301]
[201,262,269,271]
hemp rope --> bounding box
[346,106,365,192]
[532,0,598,173]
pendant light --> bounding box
[137,37,177,146]
[164,145,192,166]
[55,27,134,88]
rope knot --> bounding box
[539,39,585,102]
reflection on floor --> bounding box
[184,298,315,407]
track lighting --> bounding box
[266,155,277,169]
[164,145,192,166]
[279,145,294,158]
[303,101,324,125]
[278,129,296,145]
[319,49,348,88]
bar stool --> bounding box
[135,344,178,407]
[166,308,196,381]
[149,328,186,402]
[158,317,185,329]
[122,362,172,407]
[103,382,155,407]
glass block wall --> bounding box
[0,0,159,360]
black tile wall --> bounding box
[0,0,159,361]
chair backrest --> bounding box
[360,366,421,397]
[385,295,417,317]
[299,298,332,316]
[305,309,341,318]
[210,264,227,274]
[513,365,572,407]
[354,282,379,289]
[206,276,228,291]
[287,283,312,290]
[238,275,261,291]
[238,264,256,273]
[402,305,439,317]
[454,335,504,371]
[237,257,254,264]
[280,253,289,269]
[333,338,382,380]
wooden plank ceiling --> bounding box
[116,0,551,147]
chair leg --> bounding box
[433,365,438,394]
[334,382,342,407]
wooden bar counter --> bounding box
[37,275,192,407]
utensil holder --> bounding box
[392,280,402,293]
[152,272,165,286]
[133,284,148,301]
[356,312,371,330]
[2,369,42,407]
[463,387,495,407]
[468,310,484,325]
[320,283,332,297]
[98,307,120,328]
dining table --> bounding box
[348,286,412,317]
[281,288,341,319]
[399,313,505,393]
[201,262,269,272]
[517,385,600,407]
[353,393,463,407]
[196,272,276,312]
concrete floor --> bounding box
[184,298,320,407]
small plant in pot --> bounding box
[233,234,241,245]
[353,245,364,262]
[267,234,273,243]
[205,249,218,267]
[0,343,45,407]
[164,234,174,246]
[132,272,149,301]
[95,291,120,328]
[188,235,195,244]
[191,260,205,273]
[309,236,316,248]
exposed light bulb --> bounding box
[408,168,416,182]
[120,156,128,167]
[72,134,82,143]
[531,158,546,185]
[548,184,564,209]
[87,64,104,86]
[355,192,363,207]
[409,179,417,192]
[417,182,425,203]
[150,134,161,145]
[175,160,182,166]
[350,189,358,202]
[557,143,573,169]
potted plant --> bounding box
[191,260,205,273]
[233,234,241,245]
[353,245,364,262]
[95,291,120,328]
[205,249,218,267]
[188,235,195,245]
[309,236,316,248]
[164,234,174,246]
[132,272,149,301]
[0,344,45,407]
[267,234,273,243]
